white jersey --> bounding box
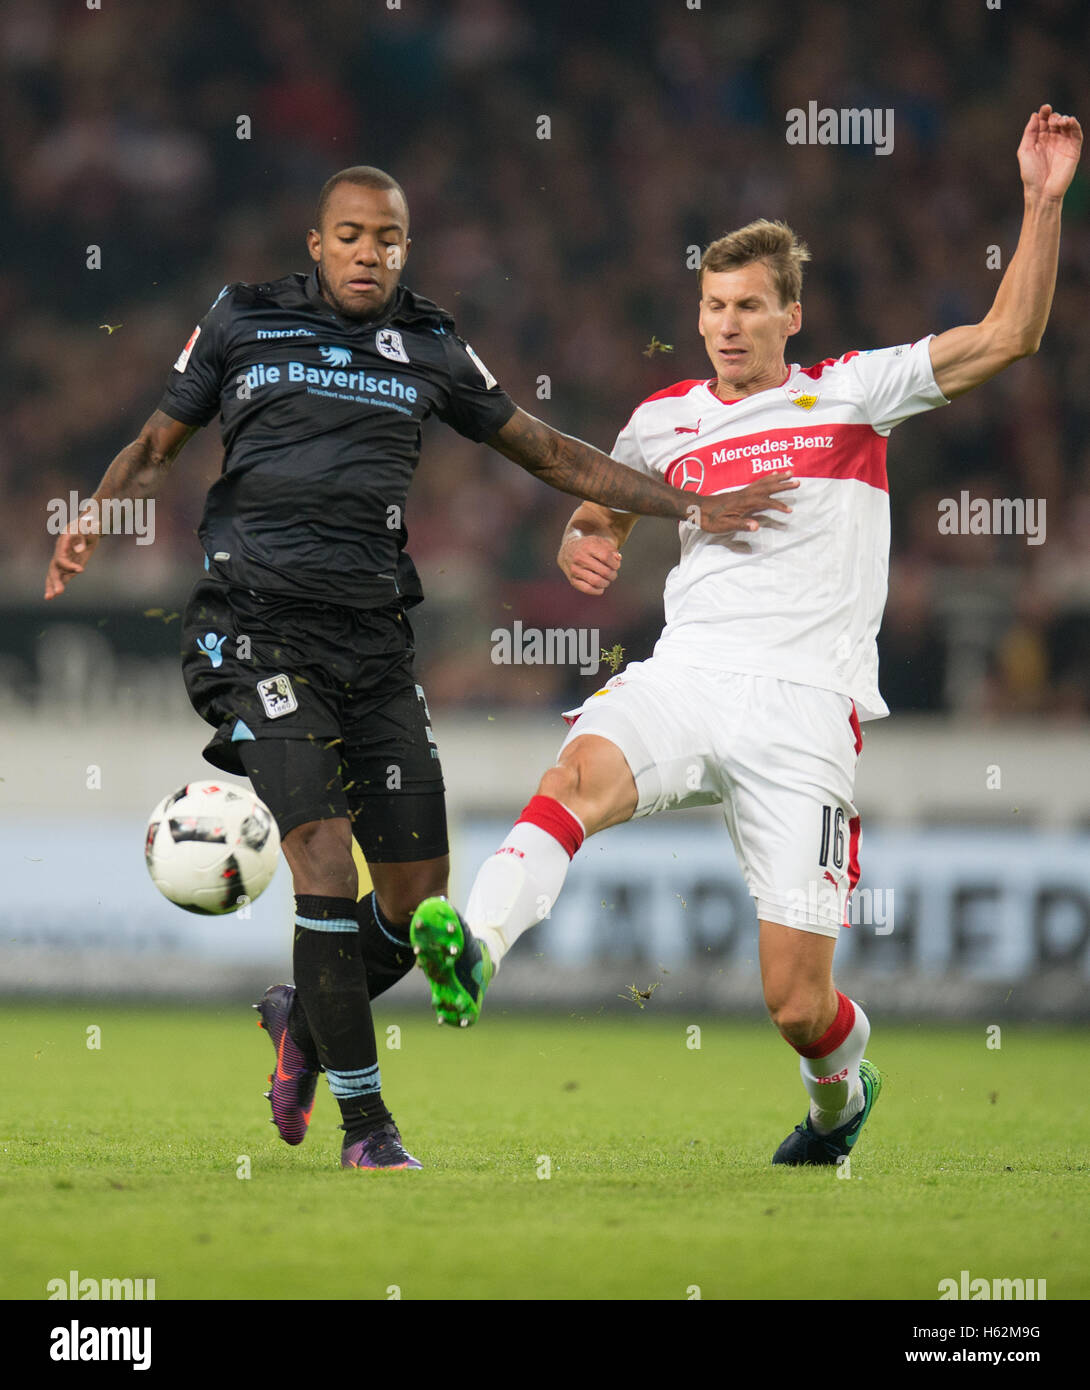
[612,338,949,719]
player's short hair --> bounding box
[700,220,811,306]
[314,166,409,233]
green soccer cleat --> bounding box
[772,1058,883,1165]
[409,896,492,1028]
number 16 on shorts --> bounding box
[818,804,846,871]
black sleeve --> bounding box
[156,284,234,428]
[435,331,517,442]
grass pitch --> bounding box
[1,1006,1086,1301]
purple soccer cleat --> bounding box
[341,1122,422,1170]
[254,984,320,1146]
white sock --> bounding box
[795,995,870,1134]
[466,814,582,973]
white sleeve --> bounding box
[603,413,654,513]
[851,337,950,435]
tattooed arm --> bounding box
[486,406,797,535]
[45,410,196,599]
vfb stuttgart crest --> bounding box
[785,383,819,411]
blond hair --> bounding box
[700,219,811,305]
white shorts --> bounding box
[560,661,863,937]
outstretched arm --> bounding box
[487,407,797,535]
[929,105,1082,399]
[44,410,196,599]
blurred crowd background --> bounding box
[4,0,1089,718]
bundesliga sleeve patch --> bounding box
[174,324,200,373]
[465,342,498,389]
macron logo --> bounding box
[320,346,352,367]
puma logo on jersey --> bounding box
[674,419,701,434]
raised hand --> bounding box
[1019,105,1082,201]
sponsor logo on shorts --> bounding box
[561,674,627,727]
[196,632,228,668]
[257,674,298,719]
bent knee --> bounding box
[536,737,637,834]
[765,995,833,1048]
[538,763,580,803]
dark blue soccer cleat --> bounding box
[772,1058,882,1165]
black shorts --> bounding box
[180,578,447,862]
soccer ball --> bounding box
[144,780,280,914]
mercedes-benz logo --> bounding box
[674,456,705,491]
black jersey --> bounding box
[157,268,517,609]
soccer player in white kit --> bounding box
[411,106,1081,1164]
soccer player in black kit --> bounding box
[46,167,797,1169]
